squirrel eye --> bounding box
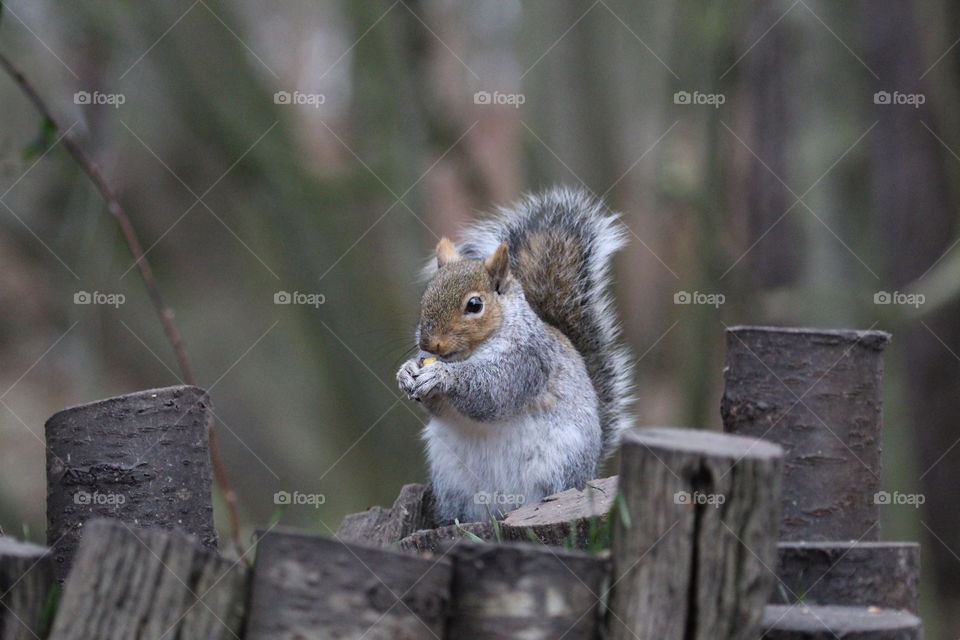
[464,296,483,315]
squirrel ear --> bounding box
[484,242,511,292]
[436,237,462,267]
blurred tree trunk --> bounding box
[525,0,618,192]
[740,0,803,289]
[668,0,737,430]
[85,0,430,521]
[390,0,497,229]
[862,1,960,636]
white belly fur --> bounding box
[424,403,595,523]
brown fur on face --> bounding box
[419,241,509,358]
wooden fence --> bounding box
[0,326,923,639]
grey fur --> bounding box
[398,187,632,524]
[457,186,634,458]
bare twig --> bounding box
[0,49,244,556]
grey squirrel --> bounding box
[396,187,633,524]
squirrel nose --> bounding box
[421,336,448,355]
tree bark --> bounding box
[608,426,783,640]
[45,385,218,581]
[721,326,890,541]
[47,519,246,640]
[772,542,919,613]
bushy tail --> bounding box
[458,186,634,458]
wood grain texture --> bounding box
[0,537,55,640]
[395,477,617,553]
[397,521,494,553]
[721,326,890,541]
[446,541,609,640]
[501,476,617,547]
[246,527,452,639]
[48,519,246,640]
[609,426,783,640]
[336,483,434,546]
[45,385,218,581]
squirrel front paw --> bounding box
[397,359,420,398]
[397,358,447,401]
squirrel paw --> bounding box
[397,359,421,398]
[397,358,446,401]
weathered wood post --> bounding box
[608,427,783,640]
[336,483,434,546]
[721,326,922,639]
[0,537,55,640]
[445,541,610,639]
[721,326,889,541]
[245,527,452,639]
[45,385,218,580]
[47,519,247,640]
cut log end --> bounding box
[623,426,784,460]
[501,476,617,548]
[763,604,920,639]
[726,325,892,352]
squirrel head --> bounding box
[417,238,511,359]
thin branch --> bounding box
[0,53,195,382]
[0,49,245,556]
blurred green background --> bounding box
[1,0,958,635]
